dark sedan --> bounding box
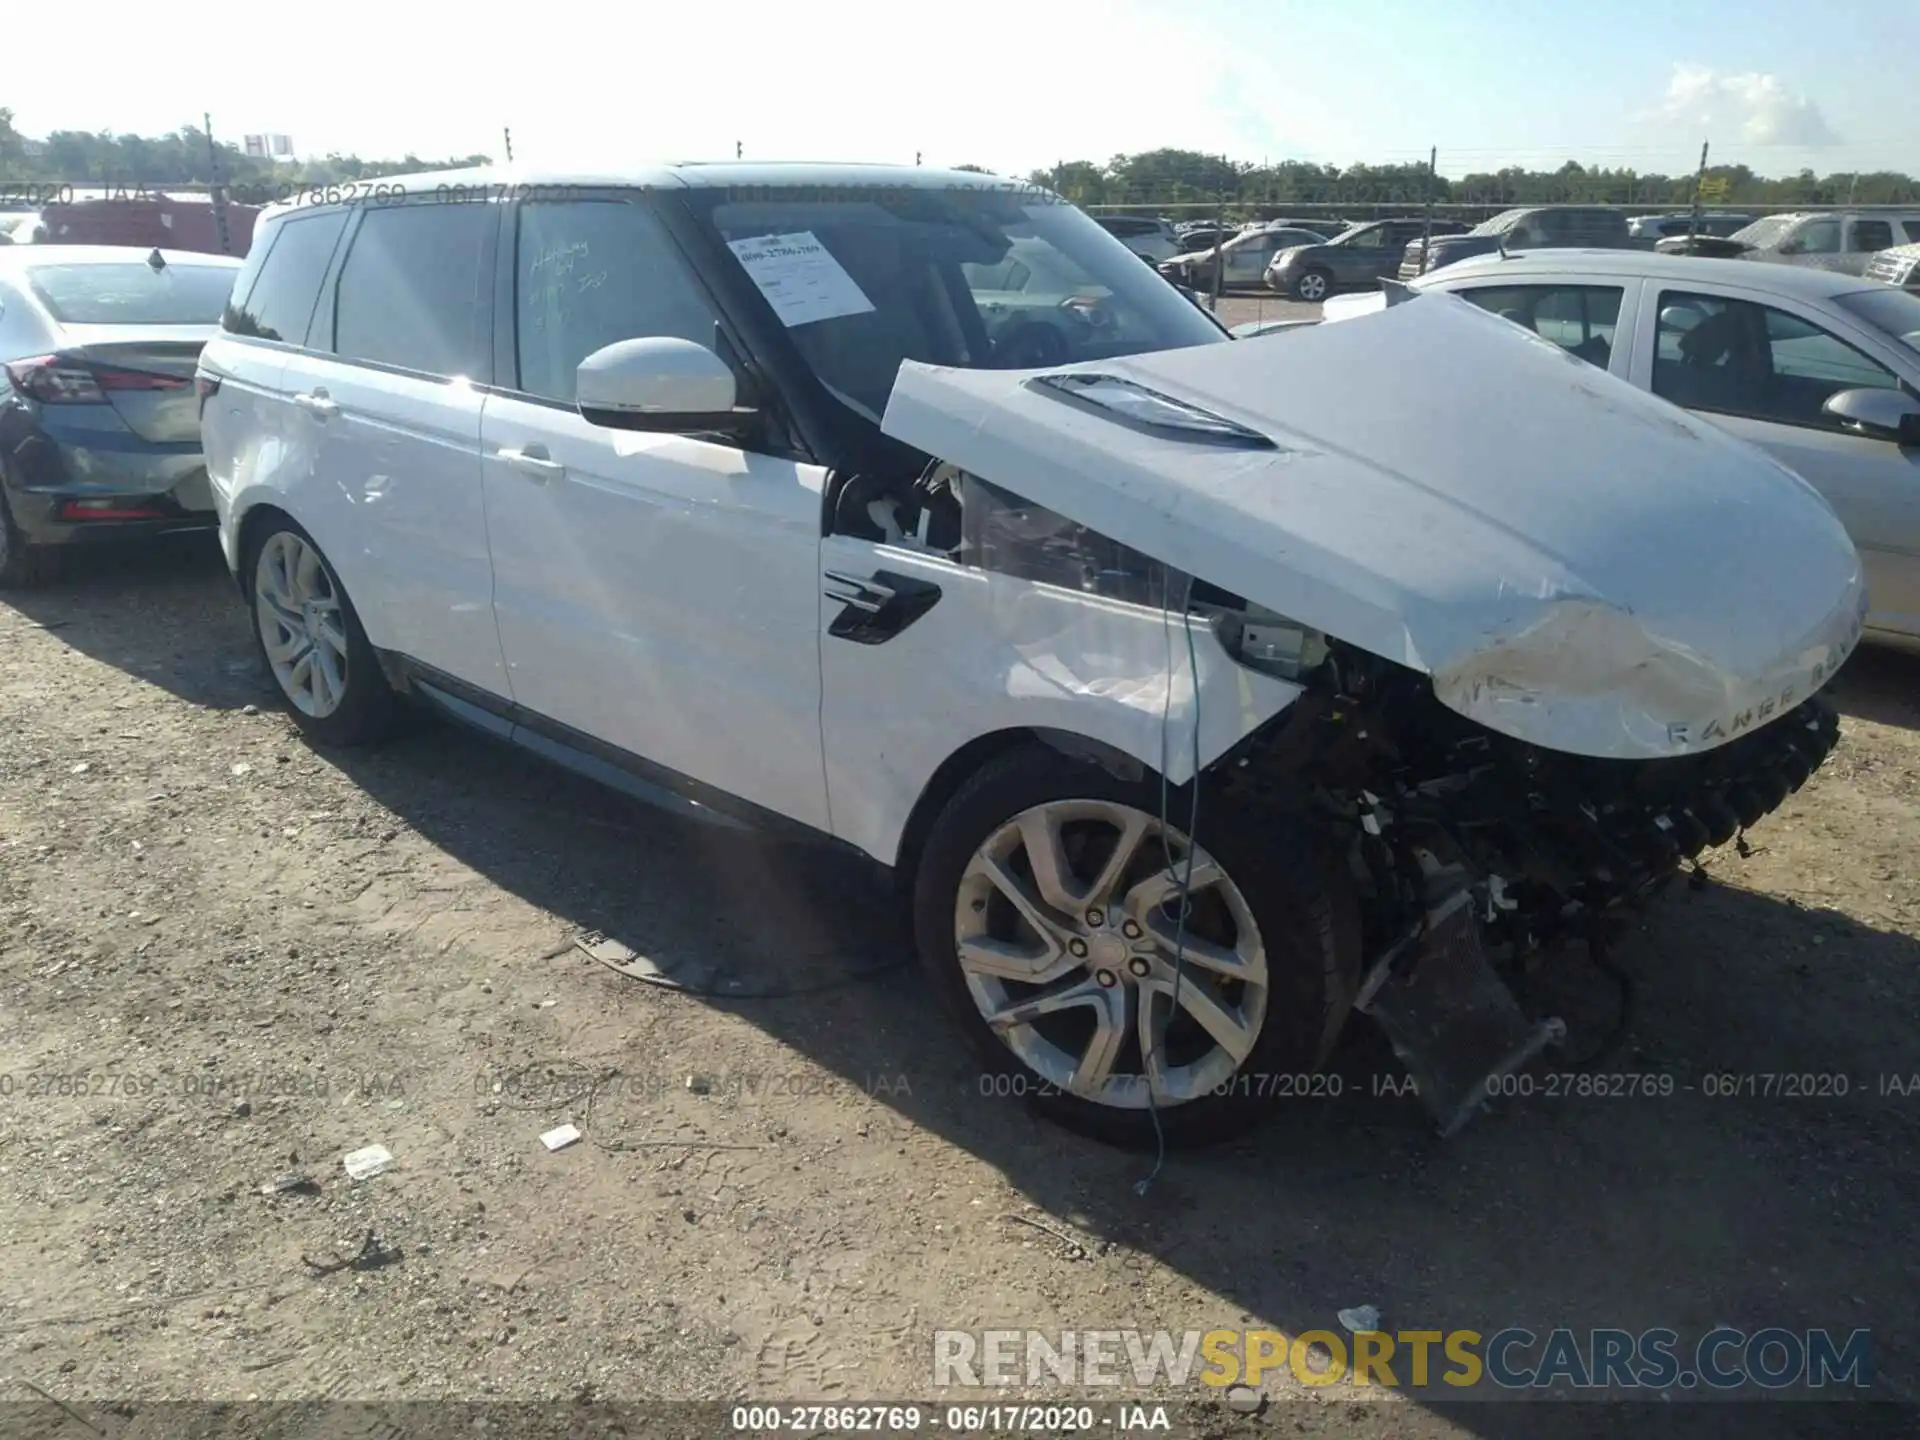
[1265,217,1467,300]
[0,246,240,586]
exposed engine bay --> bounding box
[835,460,1844,1124]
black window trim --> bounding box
[218,204,353,355]
[1651,286,1907,435]
[488,185,818,466]
[311,194,502,387]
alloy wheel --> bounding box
[953,800,1269,1109]
[254,530,350,718]
[1296,272,1329,301]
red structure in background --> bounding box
[33,194,262,256]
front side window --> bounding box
[514,199,724,404]
[223,209,349,344]
[1652,289,1899,428]
[1457,284,1624,366]
[26,262,237,325]
[330,203,492,378]
[692,186,1224,424]
[1793,218,1842,254]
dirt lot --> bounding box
[2,539,1918,1437]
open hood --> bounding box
[881,292,1865,761]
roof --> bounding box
[1417,248,1888,299]
[0,244,243,270]
[259,161,1033,220]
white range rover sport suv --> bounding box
[198,164,1863,1147]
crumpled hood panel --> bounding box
[880,292,1865,759]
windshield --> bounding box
[1832,286,1920,357]
[1470,209,1528,237]
[697,186,1225,423]
[26,262,238,324]
[1729,215,1800,248]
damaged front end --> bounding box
[1209,638,1843,1131]
[877,289,1865,1134]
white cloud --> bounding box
[1656,63,1840,148]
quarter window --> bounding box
[222,209,349,345]
[514,200,724,404]
[1651,289,1900,428]
[330,203,493,378]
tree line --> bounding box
[4,118,1913,210]
[0,111,488,190]
[1027,151,1920,210]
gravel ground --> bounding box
[2,539,1918,1438]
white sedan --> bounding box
[1323,251,1920,652]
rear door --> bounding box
[286,198,505,692]
[1329,223,1397,283]
[479,191,830,829]
[1842,217,1897,277]
[200,207,352,557]
[1443,277,1638,377]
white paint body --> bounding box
[882,293,1864,760]
[1321,250,1920,650]
[202,198,1862,871]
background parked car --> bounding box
[1266,217,1466,301]
[1159,225,1329,291]
[1628,212,1754,242]
[0,246,241,586]
[1655,210,1920,274]
[1325,250,1920,651]
[1864,242,1920,292]
[1094,214,1180,262]
[1399,205,1634,279]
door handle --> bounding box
[497,444,564,482]
[293,389,339,420]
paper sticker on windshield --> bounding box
[727,231,875,328]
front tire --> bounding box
[244,515,398,747]
[912,745,1360,1149]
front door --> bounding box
[479,193,831,829]
[1641,284,1920,640]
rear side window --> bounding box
[24,263,237,324]
[1849,220,1894,252]
[223,209,349,344]
[329,203,493,378]
[1905,221,1920,243]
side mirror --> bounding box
[1823,387,1920,445]
[1658,305,1704,334]
[1776,240,1802,256]
[575,337,756,434]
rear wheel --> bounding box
[1291,268,1333,302]
[245,516,398,747]
[912,745,1360,1148]
[0,492,60,589]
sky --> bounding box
[6,0,1914,181]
